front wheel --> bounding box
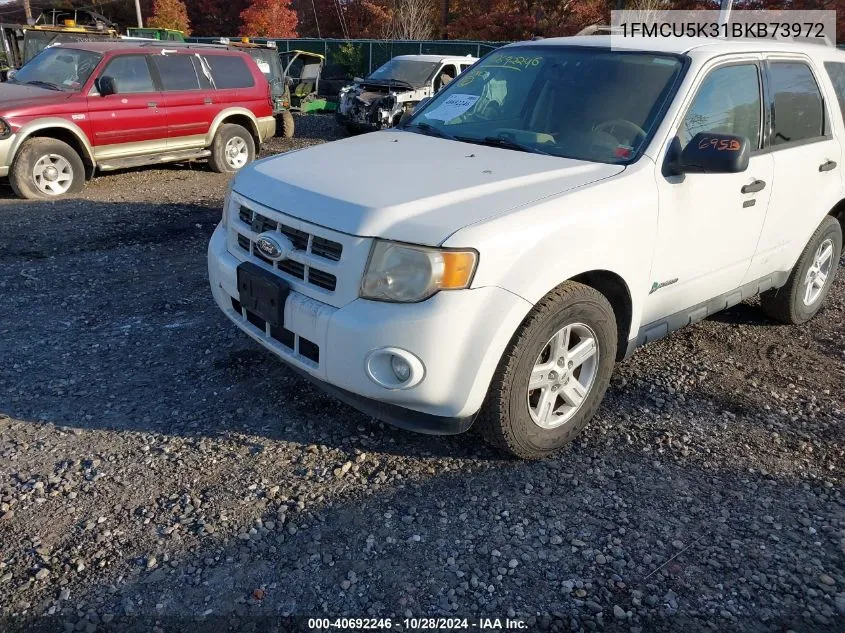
[209,124,255,173]
[477,281,617,460]
[10,137,86,200]
[760,215,842,324]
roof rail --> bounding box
[576,24,623,36]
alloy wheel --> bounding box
[32,154,73,196]
[803,238,834,306]
[527,322,600,429]
[224,136,249,170]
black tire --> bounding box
[10,137,86,200]
[477,281,617,460]
[209,124,255,174]
[760,215,842,325]
[280,111,295,138]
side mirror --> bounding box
[667,132,750,175]
[97,75,117,96]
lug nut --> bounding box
[548,371,558,381]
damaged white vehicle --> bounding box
[337,54,477,132]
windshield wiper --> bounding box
[476,135,552,156]
[25,80,63,91]
[404,122,459,141]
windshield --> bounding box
[368,58,439,87]
[405,46,685,164]
[247,48,281,81]
[13,46,101,91]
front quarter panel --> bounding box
[447,161,658,340]
[0,117,95,170]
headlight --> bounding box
[0,118,11,140]
[360,240,478,303]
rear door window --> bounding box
[152,54,200,91]
[203,55,255,89]
[768,62,826,146]
[101,55,155,94]
[824,61,845,125]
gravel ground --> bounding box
[0,114,843,633]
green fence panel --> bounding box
[186,37,507,74]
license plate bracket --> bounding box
[237,262,289,328]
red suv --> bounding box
[0,42,275,199]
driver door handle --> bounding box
[147,102,158,108]
[819,160,837,172]
[741,179,766,194]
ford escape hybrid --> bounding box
[0,42,274,199]
[210,37,845,459]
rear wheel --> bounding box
[10,137,86,200]
[209,124,255,173]
[477,282,617,460]
[280,111,295,138]
[760,215,842,324]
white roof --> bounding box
[392,54,479,63]
[513,35,845,58]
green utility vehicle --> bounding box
[126,27,186,41]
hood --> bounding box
[0,82,74,114]
[233,130,625,245]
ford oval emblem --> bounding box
[255,232,293,261]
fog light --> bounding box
[365,347,425,390]
[390,355,411,382]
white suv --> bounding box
[209,37,845,459]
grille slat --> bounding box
[279,259,306,280]
[311,236,343,262]
[308,268,337,291]
[280,225,309,251]
[230,299,319,366]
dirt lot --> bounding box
[0,114,843,632]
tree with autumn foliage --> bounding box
[445,0,608,41]
[147,0,192,33]
[296,0,391,38]
[239,0,298,37]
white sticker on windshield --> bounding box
[424,94,480,122]
[256,61,271,73]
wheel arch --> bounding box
[569,270,633,361]
[10,121,95,178]
[209,109,260,148]
[829,198,845,234]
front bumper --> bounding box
[335,111,383,132]
[208,224,532,425]
[0,134,16,176]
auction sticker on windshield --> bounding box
[424,94,480,122]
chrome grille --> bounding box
[235,205,342,293]
[238,206,341,261]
